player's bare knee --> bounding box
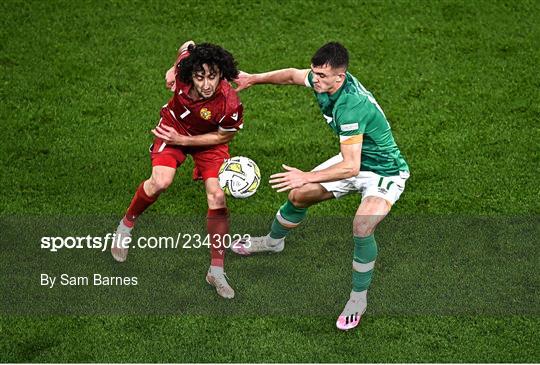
[207,189,225,207]
[148,174,173,194]
[288,189,309,208]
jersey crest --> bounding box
[200,107,212,120]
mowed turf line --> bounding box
[1,0,539,362]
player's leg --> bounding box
[112,165,176,262]
[193,145,235,299]
[231,183,334,255]
[267,183,334,246]
[336,196,389,330]
[112,136,185,263]
[337,172,408,330]
[265,154,355,250]
[232,154,350,256]
[203,177,235,299]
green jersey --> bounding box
[306,71,409,176]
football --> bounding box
[218,156,261,198]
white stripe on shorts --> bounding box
[158,142,167,153]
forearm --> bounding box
[252,68,303,85]
[306,161,359,183]
[177,132,233,147]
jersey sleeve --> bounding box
[304,71,314,88]
[175,49,190,67]
[335,95,368,144]
[218,89,244,132]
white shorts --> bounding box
[314,154,409,205]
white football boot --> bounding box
[206,270,235,299]
[230,234,284,256]
[336,291,368,331]
[111,222,131,263]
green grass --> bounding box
[1,0,539,362]
[2,316,538,362]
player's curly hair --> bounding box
[311,42,349,70]
[178,43,239,84]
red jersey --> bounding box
[160,50,243,137]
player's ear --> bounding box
[336,68,346,82]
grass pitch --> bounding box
[1,0,539,362]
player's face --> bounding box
[192,64,221,99]
[310,64,345,95]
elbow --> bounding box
[179,40,195,52]
[346,164,360,177]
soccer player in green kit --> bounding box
[232,42,410,330]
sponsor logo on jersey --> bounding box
[200,108,212,120]
[231,112,238,121]
[377,187,388,194]
[341,122,359,131]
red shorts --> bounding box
[150,138,229,181]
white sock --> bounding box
[350,290,367,304]
[209,265,224,276]
[117,219,133,234]
[267,234,284,247]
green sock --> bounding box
[352,235,378,292]
[269,200,307,239]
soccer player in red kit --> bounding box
[111,41,243,299]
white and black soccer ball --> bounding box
[218,156,261,198]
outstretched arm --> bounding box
[235,68,310,91]
[269,140,362,192]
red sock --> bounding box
[207,208,229,267]
[123,181,158,227]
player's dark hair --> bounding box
[178,43,239,84]
[311,42,349,70]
